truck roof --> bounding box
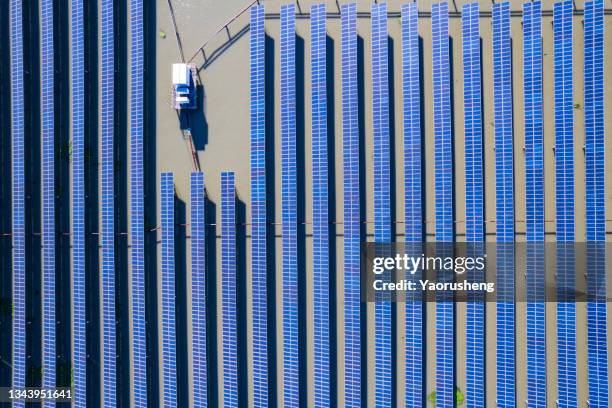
[172,63,188,85]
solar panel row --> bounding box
[71,0,87,405]
[554,2,577,406]
[100,0,117,404]
[130,0,147,406]
[432,3,455,407]
[311,4,330,407]
[191,172,209,407]
[523,2,546,406]
[10,1,25,405]
[280,5,300,407]
[341,4,361,406]
[371,3,393,406]
[402,3,423,407]
[462,3,485,407]
[41,1,56,406]
[492,3,516,406]
[221,172,239,407]
[584,1,609,406]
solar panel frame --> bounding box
[129,0,147,405]
[71,0,87,405]
[280,5,300,406]
[311,4,330,407]
[100,0,117,404]
[584,1,608,405]
[402,3,424,407]
[161,173,177,406]
[191,172,209,408]
[221,172,239,407]
[341,4,361,406]
[553,2,577,405]
[462,3,485,407]
[492,3,516,406]
[523,2,546,406]
[10,0,26,402]
[372,3,393,406]
[41,1,56,405]
[249,5,269,407]
[432,3,455,407]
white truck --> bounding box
[172,63,197,110]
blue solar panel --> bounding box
[372,3,392,406]
[41,1,56,405]
[432,3,454,407]
[130,0,147,405]
[10,0,25,402]
[280,5,299,406]
[191,172,208,407]
[584,1,608,405]
[554,2,577,405]
[161,173,177,406]
[311,4,330,407]
[523,2,546,406]
[221,172,238,407]
[101,0,116,404]
[402,3,423,407]
[341,4,361,406]
[71,0,87,405]
[462,3,484,407]
[492,3,515,406]
[249,5,269,406]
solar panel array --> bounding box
[161,173,177,406]
[523,2,546,406]
[280,5,300,407]
[130,0,147,405]
[101,0,117,404]
[10,0,26,403]
[221,172,239,407]
[372,3,393,406]
[584,1,609,405]
[191,172,208,407]
[402,3,423,406]
[492,3,516,406]
[249,5,269,407]
[462,3,485,407]
[311,4,330,407]
[71,0,87,405]
[432,3,454,407]
[341,4,361,406]
[41,1,56,405]
[554,2,577,405]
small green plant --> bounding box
[159,30,167,39]
[574,102,582,110]
[427,387,465,407]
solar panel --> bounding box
[249,5,269,406]
[101,0,116,404]
[371,3,392,406]
[492,3,516,406]
[341,4,361,406]
[402,3,423,406]
[432,3,454,406]
[221,172,238,407]
[311,4,330,406]
[554,2,577,405]
[462,3,485,407]
[129,0,147,405]
[191,172,208,407]
[10,0,25,403]
[71,0,87,405]
[41,1,56,405]
[161,173,177,406]
[523,2,546,406]
[584,1,608,405]
[280,5,300,406]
